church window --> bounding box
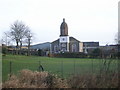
[54,45,58,53]
[61,43,66,47]
[72,44,77,52]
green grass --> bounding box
[2,54,118,82]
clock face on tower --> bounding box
[59,36,69,43]
[59,36,69,52]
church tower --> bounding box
[59,18,69,52]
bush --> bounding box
[38,49,42,56]
[3,69,119,88]
[68,72,119,88]
[2,69,119,88]
[2,47,7,54]
[3,69,69,88]
[90,48,101,58]
[53,52,87,58]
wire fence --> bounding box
[2,56,118,82]
[2,53,119,88]
[2,56,118,81]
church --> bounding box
[51,18,84,53]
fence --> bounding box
[2,56,118,82]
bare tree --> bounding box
[118,31,120,44]
[115,32,120,44]
[10,20,30,54]
[1,32,12,46]
[25,30,32,56]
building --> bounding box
[99,44,120,58]
[83,42,99,54]
[51,18,99,54]
[51,18,83,53]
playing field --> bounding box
[2,54,118,82]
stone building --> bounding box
[51,18,83,53]
[83,42,99,54]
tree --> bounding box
[38,49,42,56]
[2,44,7,55]
[118,31,120,44]
[25,30,32,56]
[2,32,12,46]
[91,48,101,58]
[10,20,30,54]
[115,32,120,44]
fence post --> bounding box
[74,59,76,76]
[38,61,44,72]
[38,61,41,71]
[61,59,63,79]
[39,61,41,66]
[92,59,93,74]
[9,61,12,77]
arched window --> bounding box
[72,44,77,52]
[54,45,58,53]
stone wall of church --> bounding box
[69,37,80,52]
[51,39,59,53]
[79,42,83,52]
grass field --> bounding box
[2,54,118,82]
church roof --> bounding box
[51,39,59,44]
[69,37,80,42]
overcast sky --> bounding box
[0,0,118,45]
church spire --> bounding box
[60,18,68,36]
[63,18,65,22]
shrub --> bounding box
[2,70,119,88]
[53,52,87,58]
[68,72,119,88]
[3,69,69,88]
[2,47,7,55]
[90,48,101,58]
